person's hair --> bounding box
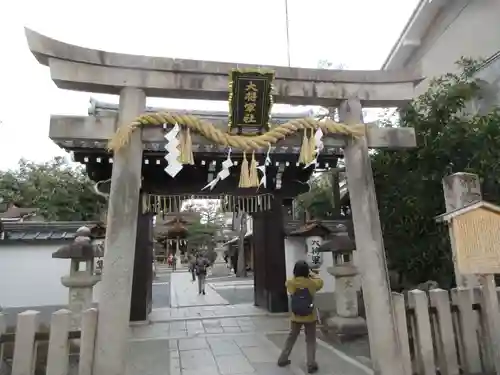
[293,260,310,278]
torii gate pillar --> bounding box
[92,87,146,375]
[340,99,405,375]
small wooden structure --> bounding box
[436,201,500,275]
[436,200,500,374]
[155,216,189,261]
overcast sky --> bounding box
[0,0,418,170]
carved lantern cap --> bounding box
[51,226,96,260]
[289,220,331,238]
[316,234,355,253]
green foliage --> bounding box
[182,200,225,249]
[373,58,500,287]
[185,221,219,245]
[298,58,500,287]
[0,157,106,221]
[296,173,337,219]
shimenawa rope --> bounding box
[107,112,365,153]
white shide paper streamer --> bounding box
[164,124,183,177]
[202,148,233,190]
[257,144,272,188]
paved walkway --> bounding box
[170,271,230,308]
[125,271,373,375]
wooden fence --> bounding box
[393,287,500,375]
[0,308,97,375]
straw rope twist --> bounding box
[108,111,365,152]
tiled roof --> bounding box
[317,235,356,253]
[0,221,104,243]
[289,221,331,237]
[0,207,37,219]
[285,219,350,236]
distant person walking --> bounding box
[277,260,323,374]
[195,254,209,295]
[172,254,177,272]
[189,254,196,282]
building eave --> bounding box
[435,201,500,223]
[0,221,105,243]
[382,0,450,70]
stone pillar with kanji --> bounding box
[320,233,367,341]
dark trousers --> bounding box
[278,321,317,366]
[191,268,196,281]
[197,273,206,293]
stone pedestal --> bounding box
[211,247,230,277]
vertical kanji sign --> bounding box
[228,69,274,135]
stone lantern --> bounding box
[52,226,101,329]
[212,246,230,277]
[317,234,367,341]
[211,230,230,276]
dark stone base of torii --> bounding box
[129,194,288,322]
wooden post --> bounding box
[12,310,40,375]
[478,274,500,374]
[339,98,404,375]
[92,87,146,375]
[252,196,288,312]
[46,309,72,375]
[79,308,98,375]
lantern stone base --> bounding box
[323,315,367,342]
[211,247,230,277]
[211,263,230,277]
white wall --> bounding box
[405,0,500,94]
[0,244,100,308]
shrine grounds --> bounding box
[125,264,374,375]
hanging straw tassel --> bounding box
[239,152,251,188]
[298,129,309,164]
[308,128,316,164]
[178,128,186,164]
[184,127,194,165]
[249,151,259,187]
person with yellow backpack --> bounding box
[277,260,323,373]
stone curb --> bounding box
[150,311,290,323]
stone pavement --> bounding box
[126,307,373,375]
[170,271,230,308]
[125,270,373,375]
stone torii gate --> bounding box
[25,29,421,375]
